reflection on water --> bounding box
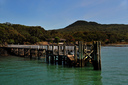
[0,56,102,85]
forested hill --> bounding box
[57,20,128,33]
[53,20,128,43]
[1,20,128,45]
[0,22,49,44]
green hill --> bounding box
[57,20,128,33]
[1,20,128,45]
[0,22,48,44]
[53,20,128,43]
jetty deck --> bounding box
[0,41,101,70]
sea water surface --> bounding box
[0,46,128,85]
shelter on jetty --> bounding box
[0,41,101,70]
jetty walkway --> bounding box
[0,41,101,70]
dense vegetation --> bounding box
[0,22,49,44]
[0,20,128,45]
[55,20,128,44]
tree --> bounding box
[0,27,9,44]
[30,36,40,44]
[8,39,15,44]
[63,34,75,43]
[54,37,60,44]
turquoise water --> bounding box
[0,46,128,85]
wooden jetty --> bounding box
[0,41,101,70]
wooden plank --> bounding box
[74,45,77,63]
[67,55,74,61]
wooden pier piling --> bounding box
[79,41,85,67]
[46,45,50,63]
[93,41,101,70]
[74,45,77,66]
[24,48,30,57]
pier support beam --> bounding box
[18,48,24,57]
[63,45,66,65]
[50,45,54,64]
[24,49,30,57]
[46,45,49,63]
[58,45,62,65]
[30,49,38,59]
[74,45,77,66]
[79,41,85,67]
[93,41,101,70]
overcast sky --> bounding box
[0,0,128,30]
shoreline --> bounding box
[103,43,128,47]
